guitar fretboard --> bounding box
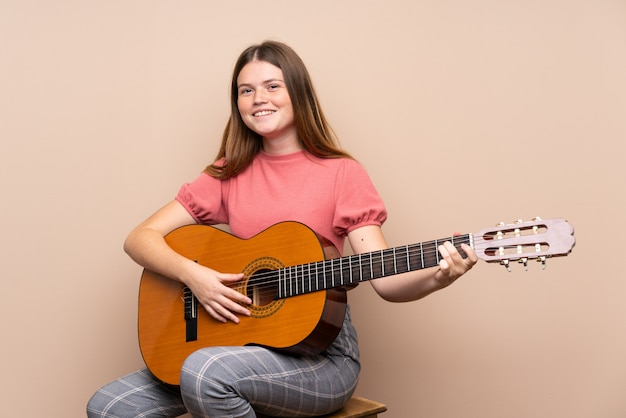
[275,234,472,299]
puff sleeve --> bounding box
[175,172,229,225]
[332,159,388,237]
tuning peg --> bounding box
[536,255,547,270]
[501,259,511,272]
[532,216,542,221]
[519,257,529,271]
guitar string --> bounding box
[221,234,511,301]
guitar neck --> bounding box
[275,234,472,299]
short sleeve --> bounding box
[175,172,229,225]
[332,159,387,237]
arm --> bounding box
[124,200,251,323]
[347,225,478,302]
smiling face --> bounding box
[236,60,300,154]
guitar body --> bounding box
[138,222,347,385]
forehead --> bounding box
[237,60,284,85]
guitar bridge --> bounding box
[183,286,198,342]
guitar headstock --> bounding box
[472,217,575,271]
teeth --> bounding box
[254,110,275,117]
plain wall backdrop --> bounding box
[1,1,625,417]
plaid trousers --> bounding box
[87,306,360,418]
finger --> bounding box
[222,296,251,317]
[461,243,479,264]
[438,242,451,259]
[439,241,461,264]
[437,243,451,270]
[220,272,245,283]
[443,241,469,266]
[218,273,252,305]
[206,300,243,324]
[222,285,252,306]
[438,257,450,272]
[204,304,229,323]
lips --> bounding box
[253,110,276,117]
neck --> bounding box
[262,135,302,155]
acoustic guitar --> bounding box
[138,217,575,385]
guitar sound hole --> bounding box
[247,269,277,307]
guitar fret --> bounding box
[282,267,286,297]
[393,247,397,274]
[298,264,303,294]
[338,257,343,286]
[359,254,363,284]
[353,254,360,285]
[295,265,300,296]
[318,260,323,291]
[396,245,407,274]
[303,263,308,294]
[405,245,410,272]
[286,266,291,296]
[324,259,330,290]
[299,264,304,295]
[336,258,341,286]
[297,265,301,294]
[303,264,307,293]
[337,257,342,286]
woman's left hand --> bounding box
[435,241,478,288]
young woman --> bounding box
[87,40,477,418]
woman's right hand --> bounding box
[184,264,251,324]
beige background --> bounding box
[2,1,625,417]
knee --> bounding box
[180,348,228,397]
[181,349,252,416]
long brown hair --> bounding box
[206,41,352,179]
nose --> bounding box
[253,89,268,104]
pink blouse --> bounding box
[176,150,387,255]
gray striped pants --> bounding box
[87,307,360,418]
